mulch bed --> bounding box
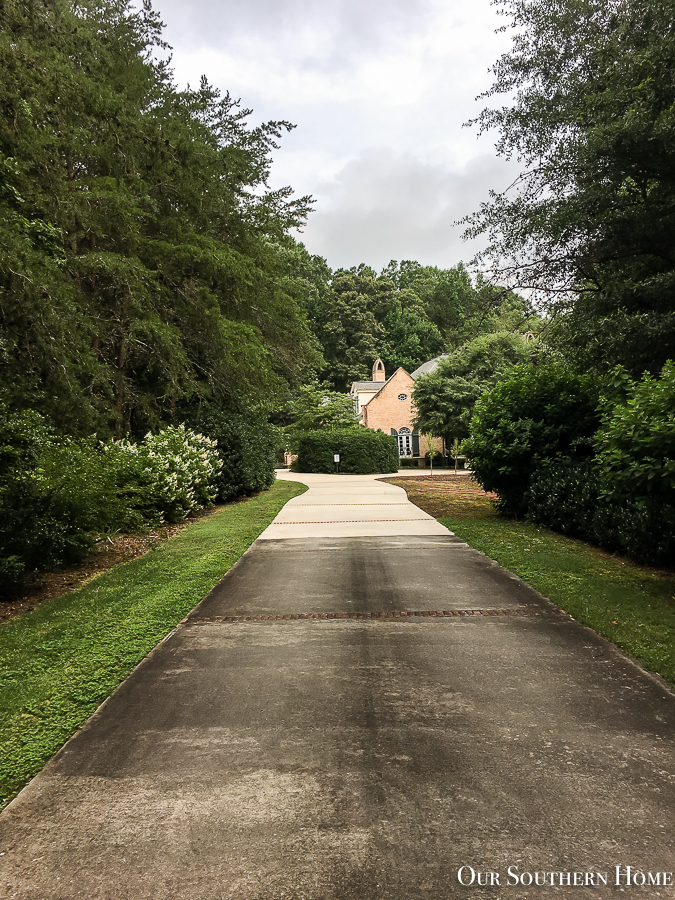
[381,474,499,520]
[1,505,222,625]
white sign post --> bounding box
[333,453,340,474]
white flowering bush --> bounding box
[1,419,224,594]
[140,426,222,522]
[103,425,222,524]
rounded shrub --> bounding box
[464,364,601,517]
[293,429,399,474]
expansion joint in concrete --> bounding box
[180,607,545,626]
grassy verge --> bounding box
[0,479,306,810]
[386,476,675,688]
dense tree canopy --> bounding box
[305,259,537,391]
[464,0,675,376]
[0,0,320,437]
[412,332,536,443]
[283,384,359,451]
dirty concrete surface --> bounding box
[1,474,674,899]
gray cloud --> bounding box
[298,149,520,270]
[151,0,517,271]
[156,0,436,62]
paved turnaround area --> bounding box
[2,472,675,899]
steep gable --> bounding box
[361,367,415,431]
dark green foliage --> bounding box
[0,408,225,594]
[282,385,360,454]
[380,260,529,348]
[0,408,92,592]
[464,364,601,516]
[0,0,318,438]
[528,458,600,539]
[317,272,394,390]
[528,458,675,567]
[466,0,675,376]
[188,405,280,500]
[293,429,399,475]
[301,256,542,393]
[413,332,535,443]
[591,496,675,567]
[492,363,675,565]
[595,361,675,509]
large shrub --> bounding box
[595,361,675,511]
[525,363,675,565]
[528,457,675,567]
[188,406,280,501]
[592,362,675,564]
[0,409,91,592]
[105,426,222,524]
[293,429,399,474]
[464,365,601,517]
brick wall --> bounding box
[362,368,443,456]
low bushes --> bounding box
[0,412,223,595]
[292,428,399,474]
[464,361,675,567]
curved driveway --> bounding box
[2,471,675,899]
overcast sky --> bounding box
[153,0,518,272]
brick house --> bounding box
[349,358,444,461]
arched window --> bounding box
[397,426,412,458]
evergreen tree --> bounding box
[0,0,319,436]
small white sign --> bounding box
[333,454,340,462]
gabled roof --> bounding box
[410,354,448,379]
[350,367,413,403]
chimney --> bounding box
[372,358,386,382]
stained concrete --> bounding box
[2,476,675,900]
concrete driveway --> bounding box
[1,472,674,899]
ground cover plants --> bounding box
[0,479,306,811]
[388,476,675,688]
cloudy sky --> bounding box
[153,0,518,272]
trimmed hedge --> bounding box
[292,429,399,474]
[528,458,675,567]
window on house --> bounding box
[397,426,412,458]
[398,393,407,400]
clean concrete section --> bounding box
[259,471,450,539]
[2,473,675,899]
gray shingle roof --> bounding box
[351,381,386,391]
[410,355,448,379]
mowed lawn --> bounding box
[0,479,306,810]
[385,475,675,687]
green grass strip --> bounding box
[0,479,306,809]
[442,516,675,687]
